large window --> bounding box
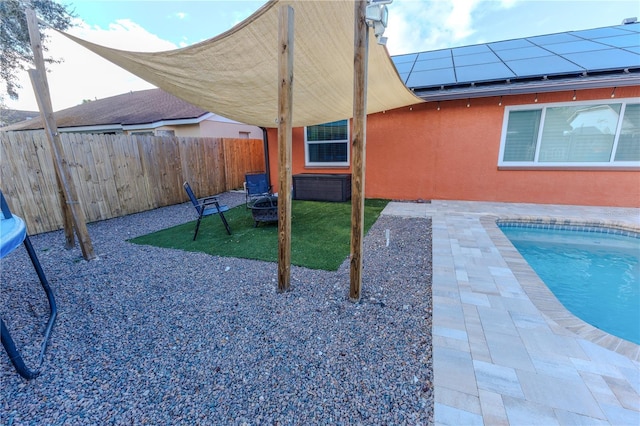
[304,120,349,167]
[499,99,640,168]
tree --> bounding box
[0,0,74,100]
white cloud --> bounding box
[175,12,188,20]
[445,0,482,40]
[4,18,177,112]
[499,0,519,8]
[385,0,507,55]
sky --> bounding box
[4,0,639,112]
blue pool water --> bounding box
[499,225,640,344]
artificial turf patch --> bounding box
[129,199,388,271]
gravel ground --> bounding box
[1,192,433,425]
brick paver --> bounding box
[382,200,640,425]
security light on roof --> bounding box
[366,3,389,26]
[366,0,392,45]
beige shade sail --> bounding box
[58,0,422,128]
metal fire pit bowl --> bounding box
[250,196,278,227]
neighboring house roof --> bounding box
[58,1,419,129]
[0,109,39,127]
[1,88,209,132]
[393,21,640,101]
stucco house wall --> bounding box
[125,118,262,138]
[199,118,263,139]
[266,86,640,207]
[154,123,201,137]
[127,117,262,138]
[126,123,201,137]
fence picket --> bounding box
[0,131,264,234]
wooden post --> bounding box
[25,9,96,260]
[27,70,74,249]
[24,11,74,249]
[277,5,294,292]
[349,0,369,302]
[58,183,76,249]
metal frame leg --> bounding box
[1,236,57,380]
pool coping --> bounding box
[383,200,640,424]
[482,215,640,362]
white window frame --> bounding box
[304,120,350,167]
[498,98,640,169]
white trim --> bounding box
[610,103,627,162]
[500,97,637,112]
[415,75,640,102]
[121,113,214,131]
[533,107,546,162]
[204,114,247,124]
[498,97,640,169]
[498,164,640,170]
[56,113,214,133]
[304,120,350,167]
[58,124,123,133]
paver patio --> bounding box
[382,200,640,425]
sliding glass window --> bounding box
[499,99,639,168]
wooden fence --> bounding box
[0,131,265,234]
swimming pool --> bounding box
[498,223,640,345]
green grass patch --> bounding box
[129,199,389,271]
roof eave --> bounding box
[121,112,213,130]
[412,72,640,102]
[58,124,123,133]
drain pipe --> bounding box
[260,127,272,191]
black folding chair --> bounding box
[183,182,232,240]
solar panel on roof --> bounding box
[489,39,535,51]
[455,62,515,83]
[417,50,451,61]
[494,46,553,61]
[544,40,612,54]
[412,57,453,72]
[565,48,640,71]
[571,27,634,39]
[529,33,581,45]
[452,44,491,56]
[596,34,640,49]
[393,61,415,74]
[406,68,457,87]
[505,56,584,77]
[453,52,500,66]
[617,22,640,33]
[392,23,640,91]
[392,53,418,64]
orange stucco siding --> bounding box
[267,86,640,207]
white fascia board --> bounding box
[121,112,214,131]
[203,114,244,124]
[58,124,123,133]
[415,74,640,101]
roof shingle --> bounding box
[2,88,207,131]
